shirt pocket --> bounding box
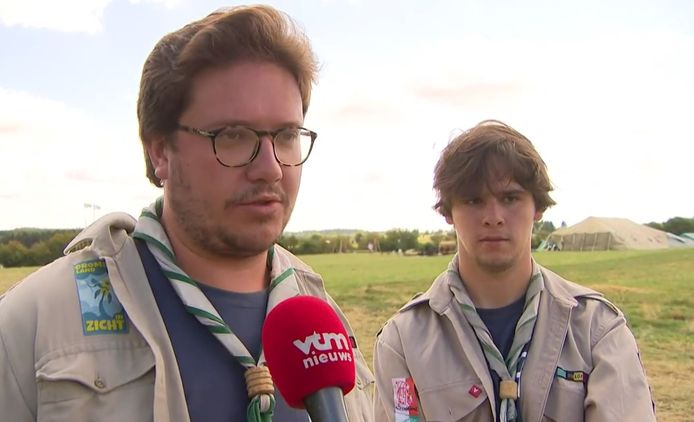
[542,378,585,422]
[345,347,375,422]
[36,345,155,422]
[418,380,489,422]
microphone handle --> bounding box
[303,387,349,422]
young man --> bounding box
[0,6,373,421]
[373,120,655,421]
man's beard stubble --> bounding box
[167,171,292,258]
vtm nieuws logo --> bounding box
[293,331,353,369]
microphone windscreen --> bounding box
[262,295,356,408]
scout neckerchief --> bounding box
[132,197,301,422]
[449,258,544,422]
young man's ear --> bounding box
[445,215,453,225]
[534,210,544,222]
[146,135,170,183]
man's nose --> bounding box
[482,200,504,226]
[246,135,282,183]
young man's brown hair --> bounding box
[433,119,556,218]
[137,5,318,186]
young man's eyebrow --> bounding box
[496,187,527,196]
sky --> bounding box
[1,0,693,233]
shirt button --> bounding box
[94,377,106,389]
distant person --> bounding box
[373,120,655,421]
[0,6,373,421]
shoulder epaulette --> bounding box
[375,292,429,338]
[63,212,136,256]
[65,239,92,254]
[409,291,424,301]
[576,292,621,316]
[398,291,429,314]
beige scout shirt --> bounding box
[373,259,655,422]
[0,213,374,422]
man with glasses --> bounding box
[373,120,656,421]
[0,6,373,421]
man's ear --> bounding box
[445,215,453,225]
[534,210,544,222]
[146,135,170,182]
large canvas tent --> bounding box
[545,217,694,251]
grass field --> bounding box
[2,248,693,420]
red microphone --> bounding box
[262,295,355,422]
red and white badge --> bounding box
[392,377,420,421]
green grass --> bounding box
[0,266,38,293]
[2,248,692,420]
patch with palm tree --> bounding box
[74,259,128,335]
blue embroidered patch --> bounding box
[74,259,128,335]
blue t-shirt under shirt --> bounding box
[136,240,308,422]
[197,282,267,361]
[477,295,525,360]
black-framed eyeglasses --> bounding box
[177,124,317,167]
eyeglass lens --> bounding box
[214,127,312,166]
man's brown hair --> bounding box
[433,120,556,218]
[137,5,318,186]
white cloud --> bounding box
[0,0,111,33]
[291,29,694,231]
[129,0,185,9]
[0,0,183,33]
[0,88,159,229]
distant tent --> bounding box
[545,217,694,251]
[682,233,694,241]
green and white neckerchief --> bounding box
[449,259,544,422]
[132,198,301,422]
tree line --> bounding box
[1,216,691,268]
[0,228,81,268]
[277,229,456,256]
[0,227,456,268]
[645,217,694,236]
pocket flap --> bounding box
[36,346,154,394]
[419,380,488,421]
